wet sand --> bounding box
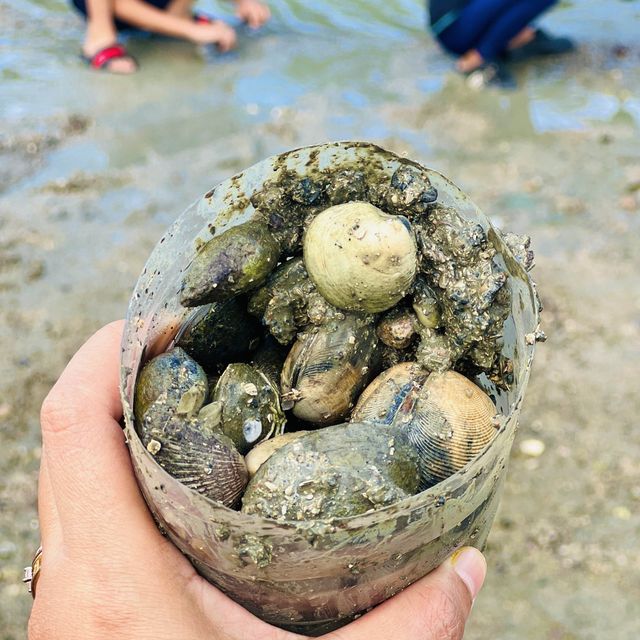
[1,0,640,638]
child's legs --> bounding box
[439,0,556,56]
[73,0,171,30]
[111,0,189,34]
[438,0,521,55]
[475,0,557,60]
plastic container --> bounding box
[120,142,540,635]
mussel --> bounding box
[280,314,381,425]
[241,422,421,521]
[303,202,418,313]
[180,222,281,307]
[175,297,261,371]
[247,257,337,345]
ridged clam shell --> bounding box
[280,314,380,425]
[139,396,249,508]
[303,202,418,313]
[351,362,429,425]
[407,371,497,489]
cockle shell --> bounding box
[180,222,281,307]
[241,422,420,521]
[280,314,380,425]
[351,362,429,425]
[139,395,248,507]
[303,202,418,313]
[244,431,308,477]
[212,363,286,454]
[353,367,497,490]
[406,371,498,489]
[134,347,208,425]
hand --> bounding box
[235,0,271,29]
[28,321,486,640]
[187,20,237,52]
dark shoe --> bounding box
[508,29,576,62]
[466,62,516,89]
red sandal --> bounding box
[82,44,138,72]
[192,11,217,25]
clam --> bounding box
[139,394,248,507]
[355,367,497,490]
[351,362,429,425]
[134,347,208,425]
[212,363,286,454]
[241,422,421,521]
[406,371,498,489]
[280,314,381,425]
[303,202,418,313]
[175,297,261,372]
[180,221,281,307]
[244,430,308,477]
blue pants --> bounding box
[438,0,557,61]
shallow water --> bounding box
[1,0,640,638]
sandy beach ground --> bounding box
[1,0,639,638]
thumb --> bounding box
[327,547,487,640]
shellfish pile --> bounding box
[134,158,535,522]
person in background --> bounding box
[26,321,487,640]
[73,0,271,73]
[428,0,575,87]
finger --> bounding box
[226,30,238,50]
[326,548,486,640]
[39,321,154,544]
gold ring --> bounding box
[22,545,43,599]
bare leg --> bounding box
[456,50,484,72]
[112,0,237,48]
[165,0,195,18]
[456,20,535,72]
[508,26,536,49]
[84,0,137,73]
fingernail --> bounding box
[450,547,487,600]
